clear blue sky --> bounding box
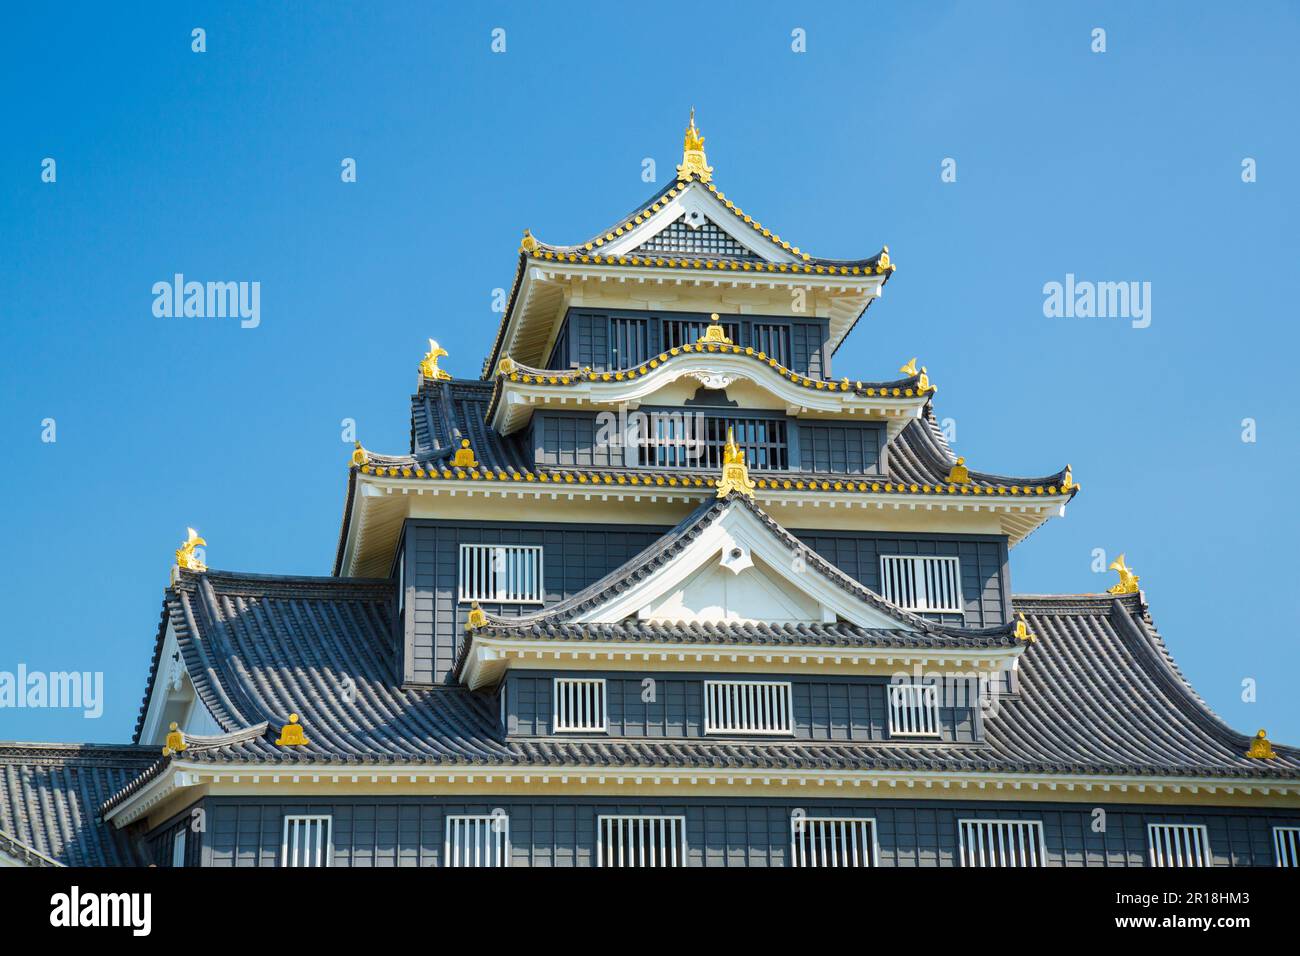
[2,1,1297,745]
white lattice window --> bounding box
[597,815,687,867]
[281,815,332,868]
[703,680,793,735]
[444,814,510,867]
[887,682,941,737]
[170,829,186,868]
[879,555,963,613]
[458,544,544,604]
[553,678,607,733]
[790,816,877,867]
[1148,823,1212,867]
[958,819,1046,867]
[1274,827,1300,867]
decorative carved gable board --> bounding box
[630,212,763,261]
[601,181,798,263]
[640,554,830,625]
[576,498,917,631]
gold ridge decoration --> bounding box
[899,357,918,377]
[275,714,309,747]
[419,339,452,381]
[1061,465,1076,493]
[1106,554,1140,595]
[946,457,971,484]
[350,441,369,468]
[496,356,516,376]
[1245,729,1277,759]
[161,721,187,756]
[451,439,478,468]
[676,108,713,183]
[520,229,538,254]
[465,600,487,631]
[1013,613,1037,643]
[175,528,207,573]
[715,427,756,499]
[696,313,733,346]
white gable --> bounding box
[641,554,830,625]
[600,181,798,263]
[577,498,914,630]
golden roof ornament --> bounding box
[350,441,369,467]
[899,357,918,377]
[465,600,487,631]
[946,456,971,484]
[879,246,892,271]
[1106,554,1140,595]
[676,108,713,183]
[496,356,516,376]
[275,713,309,747]
[162,721,187,756]
[419,339,452,380]
[451,438,477,468]
[175,528,207,573]
[1013,613,1037,643]
[520,229,539,255]
[715,427,756,499]
[1061,465,1076,493]
[696,313,733,346]
[1246,729,1277,759]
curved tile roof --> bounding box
[0,744,155,866]
[107,566,1299,790]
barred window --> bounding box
[458,544,544,604]
[1274,827,1300,867]
[445,813,510,867]
[879,555,963,613]
[553,678,607,733]
[637,413,788,470]
[704,680,793,735]
[1148,823,1212,867]
[609,316,649,369]
[170,829,187,868]
[751,323,792,367]
[281,815,332,868]
[597,815,687,867]
[958,819,1046,867]
[790,816,877,867]
[887,682,940,737]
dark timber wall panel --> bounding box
[196,796,1300,867]
[796,421,885,474]
[404,520,668,684]
[549,308,832,378]
[504,670,979,743]
[532,412,621,468]
[792,529,1010,627]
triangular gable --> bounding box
[565,495,927,631]
[599,180,800,264]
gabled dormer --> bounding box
[483,113,894,380]
[457,485,1025,692]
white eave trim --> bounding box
[111,760,1300,818]
[461,635,1021,690]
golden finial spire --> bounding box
[1246,729,1277,759]
[1106,554,1140,594]
[715,427,756,499]
[695,312,733,346]
[676,108,713,183]
[175,528,207,573]
[419,339,452,380]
